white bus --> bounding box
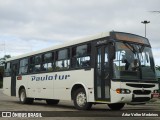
[3,31,159,110]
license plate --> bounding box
[152,93,159,98]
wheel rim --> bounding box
[76,92,87,107]
[20,91,25,102]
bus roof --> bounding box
[6,31,110,62]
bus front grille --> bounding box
[126,83,155,88]
[133,90,151,95]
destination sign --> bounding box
[114,32,150,45]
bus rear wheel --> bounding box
[46,99,59,105]
[73,88,92,110]
[108,103,125,110]
[19,89,33,104]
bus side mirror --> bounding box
[110,42,115,60]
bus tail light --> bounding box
[116,88,131,94]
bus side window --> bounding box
[5,62,11,76]
[34,55,42,72]
[71,44,91,68]
[19,58,28,75]
[29,56,36,73]
[42,52,54,72]
[55,49,70,70]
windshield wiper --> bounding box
[124,42,136,54]
[139,44,145,53]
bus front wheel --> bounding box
[19,89,33,104]
[108,103,125,110]
[73,88,92,110]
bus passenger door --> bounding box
[11,61,19,96]
[95,45,110,101]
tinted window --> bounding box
[58,49,68,60]
[42,63,53,71]
[35,55,41,64]
[19,58,28,74]
[5,62,11,76]
[76,45,88,57]
[71,44,91,68]
[42,52,53,72]
[44,53,52,62]
[29,55,42,73]
[55,49,70,70]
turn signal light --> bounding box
[116,88,131,94]
[116,89,121,94]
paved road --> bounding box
[0,89,160,120]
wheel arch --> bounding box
[71,83,87,100]
[18,86,26,97]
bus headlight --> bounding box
[126,89,131,94]
[121,89,125,94]
[116,88,131,94]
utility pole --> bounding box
[141,20,150,37]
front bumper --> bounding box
[110,89,157,104]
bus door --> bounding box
[95,45,110,101]
[11,60,19,96]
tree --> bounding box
[0,55,11,88]
[0,55,11,66]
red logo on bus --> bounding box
[17,76,22,80]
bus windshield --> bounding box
[113,42,156,80]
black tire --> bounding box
[73,88,92,110]
[46,99,59,105]
[19,89,33,104]
[108,103,125,110]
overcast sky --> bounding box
[0,0,160,65]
